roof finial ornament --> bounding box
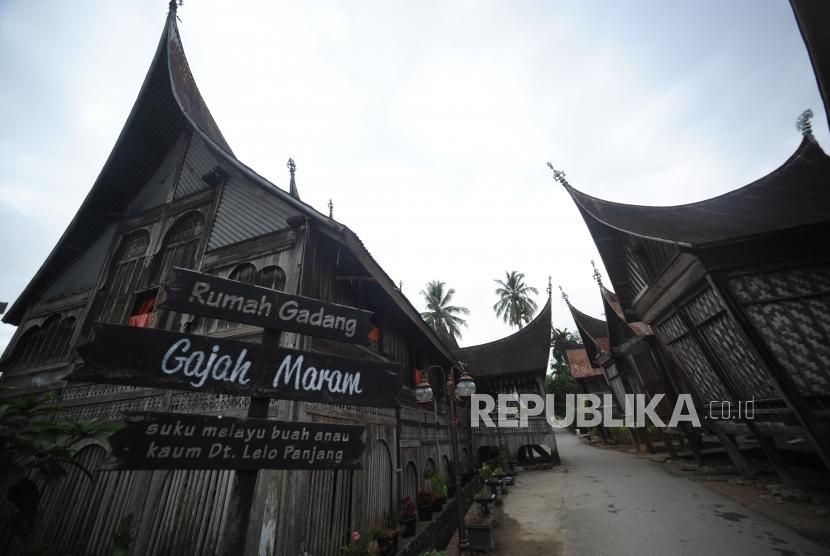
[547,162,569,187]
[168,0,182,13]
[796,109,814,137]
[287,158,301,200]
[591,260,603,286]
[328,199,334,219]
[558,285,569,303]
[399,280,403,291]
[547,276,552,297]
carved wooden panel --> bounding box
[653,312,732,403]
[729,266,830,397]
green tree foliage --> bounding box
[544,371,577,418]
[545,327,580,417]
[420,280,469,343]
[550,327,580,374]
[493,271,539,329]
[0,391,121,554]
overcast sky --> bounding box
[0,0,827,353]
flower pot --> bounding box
[377,534,399,556]
[417,505,433,521]
[466,521,494,551]
[398,517,417,538]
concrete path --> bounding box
[489,429,829,556]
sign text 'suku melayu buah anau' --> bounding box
[158,267,374,345]
[76,325,401,408]
[106,412,365,470]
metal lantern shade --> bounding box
[456,371,476,397]
[415,378,434,403]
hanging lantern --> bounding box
[415,377,434,403]
[455,370,476,397]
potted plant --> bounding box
[465,505,495,551]
[416,490,436,521]
[473,485,495,516]
[341,530,368,556]
[424,470,449,506]
[481,464,501,497]
[367,525,399,556]
[398,496,418,537]
[479,463,495,481]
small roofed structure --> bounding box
[563,300,636,445]
[561,131,830,481]
[454,297,560,466]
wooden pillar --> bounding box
[662,429,678,458]
[680,423,704,466]
[220,328,281,555]
[716,431,755,477]
[756,435,796,487]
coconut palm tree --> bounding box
[550,327,581,374]
[493,271,539,329]
[419,280,469,344]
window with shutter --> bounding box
[99,230,150,324]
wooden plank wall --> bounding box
[0,224,476,555]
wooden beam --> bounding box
[334,276,377,282]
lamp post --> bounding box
[416,363,476,555]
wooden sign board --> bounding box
[76,325,401,408]
[105,412,365,470]
[158,267,374,346]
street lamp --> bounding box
[416,363,476,555]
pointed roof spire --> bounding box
[328,199,334,219]
[797,109,814,137]
[558,285,569,303]
[591,260,603,286]
[547,162,569,187]
[547,276,552,297]
[168,0,179,13]
[287,158,300,200]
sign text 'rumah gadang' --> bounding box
[158,267,374,345]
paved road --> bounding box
[492,429,829,556]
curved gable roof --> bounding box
[566,302,609,362]
[5,10,227,323]
[4,10,462,366]
[564,136,830,248]
[453,297,551,378]
[600,284,651,339]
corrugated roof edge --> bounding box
[454,296,551,353]
[562,135,826,248]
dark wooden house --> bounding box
[561,129,830,481]
[453,297,560,465]
[0,7,477,555]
